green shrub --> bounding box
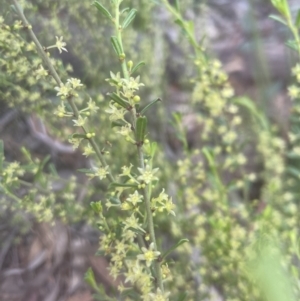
[1,0,300,300]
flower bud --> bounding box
[133,95,140,103]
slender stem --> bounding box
[162,0,204,60]
[114,0,164,291]
[0,183,23,203]
[287,20,300,57]
[11,0,115,183]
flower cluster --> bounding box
[54,77,83,99]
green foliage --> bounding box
[1,0,300,300]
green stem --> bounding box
[11,0,115,183]
[161,0,204,59]
[288,20,300,57]
[113,0,164,292]
[0,183,22,203]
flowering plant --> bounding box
[1,0,300,300]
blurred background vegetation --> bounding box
[1,0,300,300]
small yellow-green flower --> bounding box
[55,36,68,53]
[120,164,134,177]
[137,242,160,267]
[82,143,95,157]
[73,115,87,127]
[87,98,99,114]
[288,85,300,99]
[137,165,159,184]
[126,190,143,206]
[95,166,109,180]
[67,77,83,89]
[55,83,71,98]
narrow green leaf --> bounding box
[10,4,21,14]
[108,92,129,109]
[48,163,58,177]
[233,96,269,129]
[122,8,137,29]
[77,168,95,174]
[84,268,101,292]
[120,7,130,15]
[175,18,185,29]
[140,98,161,115]
[185,20,194,35]
[111,121,125,128]
[72,133,87,139]
[109,182,138,189]
[150,142,157,158]
[286,39,299,52]
[93,1,113,20]
[270,0,290,18]
[296,9,300,27]
[110,36,123,56]
[34,155,50,181]
[108,196,121,204]
[21,147,33,162]
[161,239,189,261]
[175,0,180,12]
[127,226,146,234]
[202,147,214,167]
[136,116,147,144]
[269,14,287,26]
[90,201,103,214]
[130,61,145,75]
[0,140,3,172]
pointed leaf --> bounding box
[90,201,103,214]
[93,1,113,20]
[136,116,147,144]
[10,4,21,14]
[111,121,125,128]
[48,163,58,177]
[130,61,145,75]
[21,147,33,162]
[269,14,287,26]
[150,142,157,158]
[108,196,121,205]
[108,92,129,109]
[109,182,138,189]
[161,239,189,261]
[122,8,137,29]
[296,9,300,27]
[285,39,299,52]
[84,268,102,292]
[120,7,130,15]
[270,0,290,18]
[140,98,161,115]
[127,226,146,234]
[77,168,95,174]
[110,36,123,56]
[72,133,87,139]
[34,155,50,181]
[175,0,180,12]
